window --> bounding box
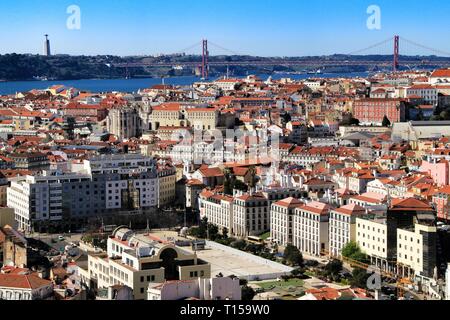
[140,276,144,282]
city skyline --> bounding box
[1,0,450,57]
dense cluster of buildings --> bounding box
[2,68,450,299]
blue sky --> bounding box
[0,0,449,57]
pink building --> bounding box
[420,159,449,187]
[432,185,450,221]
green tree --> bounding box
[196,216,208,239]
[231,239,247,250]
[241,285,256,301]
[441,110,450,120]
[223,168,235,195]
[341,241,359,258]
[291,267,305,277]
[350,268,370,289]
[283,244,304,267]
[207,223,219,240]
[349,117,360,126]
[233,179,248,192]
[382,115,391,127]
[324,259,343,279]
[248,166,258,191]
[430,115,442,121]
[188,226,201,238]
[222,227,229,239]
[341,241,369,264]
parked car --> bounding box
[58,236,65,241]
[381,286,396,295]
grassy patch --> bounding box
[259,232,271,240]
[304,270,316,277]
[256,278,305,290]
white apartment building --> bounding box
[349,192,386,208]
[75,154,159,210]
[397,222,437,280]
[270,197,304,246]
[232,193,269,237]
[407,85,438,106]
[7,171,91,232]
[366,179,390,197]
[329,204,366,257]
[202,194,234,233]
[213,79,241,91]
[7,155,159,232]
[292,201,330,256]
[355,214,396,273]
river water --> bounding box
[0,72,369,95]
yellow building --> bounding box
[81,227,211,300]
[185,108,219,130]
[157,164,176,208]
[150,103,184,130]
[149,103,219,131]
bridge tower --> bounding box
[393,35,399,72]
[201,39,209,79]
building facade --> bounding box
[7,155,159,232]
[270,197,303,246]
[82,227,211,300]
[353,98,406,125]
[329,204,366,257]
[292,201,330,256]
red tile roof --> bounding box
[431,69,450,78]
[273,197,304,208]
[0,274,52,289]
[390,197,433,211]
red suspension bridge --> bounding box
[114,36,450,78]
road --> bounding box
[28,232,83,254]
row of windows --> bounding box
[189,271,205,278]
[357,223,385,234]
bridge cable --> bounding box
[344,37,393,56]
[175,41,203,55]
[208,41,250,57]
[400,37,450,57]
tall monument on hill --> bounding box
[43,34,51,56]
